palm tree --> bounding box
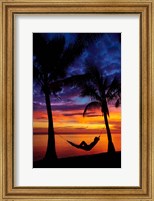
[80,64,121,154]
[33,33,101,161]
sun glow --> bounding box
[33,105,121,135]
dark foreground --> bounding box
[33,151,121,168]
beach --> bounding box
[33,151,121,168]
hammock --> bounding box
[67,136,100,151]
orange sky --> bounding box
[33,106,121,135]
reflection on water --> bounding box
[33,134,121,161]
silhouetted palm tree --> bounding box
[80,64,121,154]
[33,33,101,161]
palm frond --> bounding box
[62,74,87,87]
[33,33,46,58]
[80,83,101,102]
[115,98,121,107]
[33,33,103,90]
[84,62,107,99]
[85,62,101,83]
[106,77,121,104]
[83,101,101,117]
[49,74,87,90]
[33,65,44,87]
[60,38,84,70]
[44,36,65,72]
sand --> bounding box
[33,151,121,168]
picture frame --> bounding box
[0,0,153,200]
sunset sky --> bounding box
[33,33,121,136]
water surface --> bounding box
[33,134,121,161]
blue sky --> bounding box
[33,33,121,114]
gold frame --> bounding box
[0,0,153,200]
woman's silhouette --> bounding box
[67,136,100,151]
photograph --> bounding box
[33,33,121,168]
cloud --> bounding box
[33,33,121,118]
[63,112,83,117]
[52,104,84,111]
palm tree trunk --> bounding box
[44,91,57,161]
[103,111,115,154]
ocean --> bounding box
[33,134,121,161]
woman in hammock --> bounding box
[67,136,100,151]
